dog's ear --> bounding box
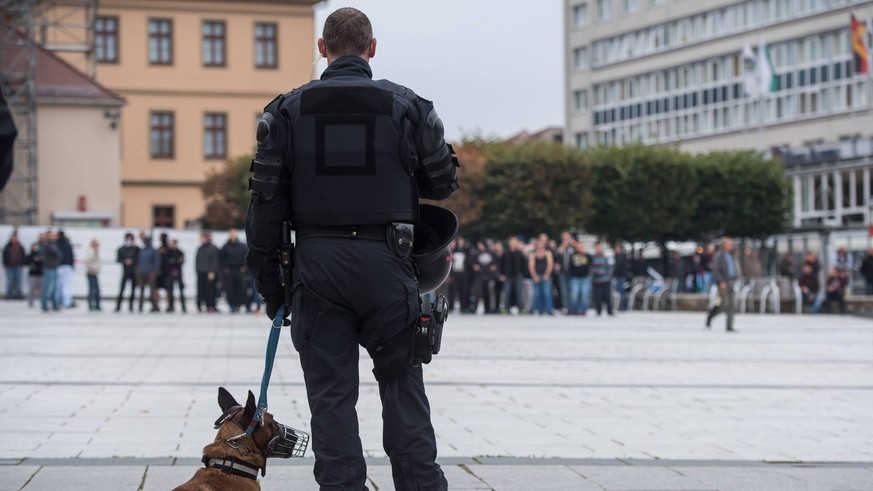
[218,387,238,412]
[242,390,257,423]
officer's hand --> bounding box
[264,294,290,326]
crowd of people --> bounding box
[4,229,873,316]
[444,232,631,317]
[1,229,262,314]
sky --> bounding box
[312,0,565,143]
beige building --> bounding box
[565,0,873,152]
[1,31,125,227]
[80,0,319,228]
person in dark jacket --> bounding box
[40,231,61,312]
[591,242,613,316]
[861,247,873,295]
[135,235,160,312]
[500,236,525,314]
[54,230,75,308]
[115,233,139,312]
[706,238,740,331]
[3,232,26,299]
[798,263,821,312]
[165,239,186,313]
[613,243,631,311]
[219,230,248,313]
[26,237,44,307]
[195,231,219,313]
[821,267,847,314]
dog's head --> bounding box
[213,387,308,476]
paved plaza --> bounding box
[0,301,871,490]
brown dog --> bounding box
[174,387,304,491]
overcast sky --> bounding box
[312,1,565,143]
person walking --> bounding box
[165,239,186,313]
[55,230,74,308]
[26,238,44,307]
[244,8,458,489]
[195,232,219,313]
[706,238,740,331]
[219,230,248,313]
[3,232,26,299]
[134,235,160,313]
[591,242,614,316]
[84,239,102,311]
[40,231,61,312]
[115,233,139,312]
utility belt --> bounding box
[296,223,415,259]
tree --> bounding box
[201,153,252,230]
[431,138,491,235]
[478,141,590,239]
[693,150,791,240]
[587,144,698,245]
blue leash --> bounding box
[245,304,285,436]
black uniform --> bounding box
[219,238,248,312]
[115,243,139,312]
[245,55,458,490]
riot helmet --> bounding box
[413,204,459,294]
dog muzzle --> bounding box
[267,422,309,458]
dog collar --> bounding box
[201,455,259,480]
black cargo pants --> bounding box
[290,237,447,491]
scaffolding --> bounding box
[0,0,96,225]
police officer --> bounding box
[245,8,458,491]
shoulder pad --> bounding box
[263,93,284,112]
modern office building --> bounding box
[565,0,873,152]
[565,0,873,235]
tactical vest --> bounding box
[286,79,417,226]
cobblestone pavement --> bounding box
[0,301,871,490]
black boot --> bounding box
[705,306,719,328]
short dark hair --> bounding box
[322,7,372,58]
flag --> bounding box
[742,42,760,96]
[851,14,869,74]
[743,41,776,97]
[758,39,777,94]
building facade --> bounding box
[565,0,873,153]
[53,0,320,228]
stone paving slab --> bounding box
[0,301,871,489]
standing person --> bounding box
[700,243,715,293]
[470,239,497,314]
[556,231,576,314]
[55,230,74,308]
[26,238,44,307]
[134,235,160,313]
[195,232,219,313]
[244,8,458,489]
[833,246,853,273]
[40,231,61,312]
[157,233,171,307]
[491,241,505,312]
[567,242,592,315]
[500,236,524,314]
[529,237,555,315]
[115,233,139,312]
[165,239,187,313]
[591,242,614,316]
[706,238,740,332]
[446,237,469,313]
[3,232,26,299]
[613,243,630,311]
[219,230,248,313]
[860,247,873,295]
[84,239,102,311]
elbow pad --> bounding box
[415,99,459,194]
[249,98,292,203]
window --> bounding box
[572,4,588,28]
[596,0,612,20]
[148,19,173,65]
[622,0,638,13]
[575,132,589,148]
[152,206,175,228]
[574,89,589,112]
[255,22,278,68]
[202,20,226,67]
[150,111,174,159]
[573,47,589,70]
[204,113,227,159]
[94,16,118,63]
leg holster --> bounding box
[411,294,448,367]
